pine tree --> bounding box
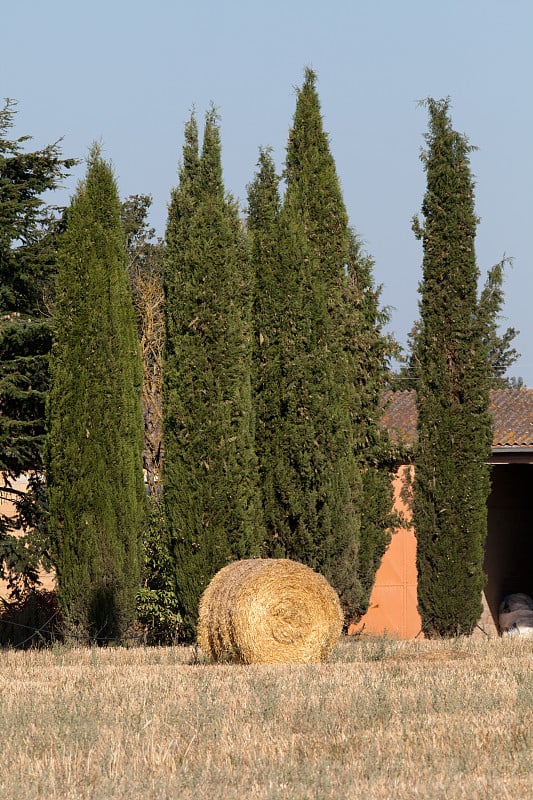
[163,110,263,639]
[0,99,75,593]
[412,99,492,637]
[46,146,146,640]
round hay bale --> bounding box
[197,558,343,664]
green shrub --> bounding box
[137,501,183,644]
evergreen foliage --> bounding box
[246,148,284,553]
[477,259,521,387]
[393,259,521,390]
[136,498,182,643]
[163,110,263,639]
[0,99,75,592]
[46,147,146,640]
[412,99,493,637]
[345,235,399,615]
[247,68,394,622]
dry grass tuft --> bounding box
[197,558,343,664]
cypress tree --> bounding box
[246,148,284,552]
[412,99,492,637]
[253,68,363,619]
[248,71,396,623]
[163,110,263,638]
[46,146,146,640]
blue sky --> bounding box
[4,1,532,383]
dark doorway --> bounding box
[484,463,533,627]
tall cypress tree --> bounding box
[248,72,395,622]
[46,146,146,640]
[412,99,492,637]
[251,68,363,619]
[246,148,285,553]
[163,110,263,638]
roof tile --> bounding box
[381,388,533,450]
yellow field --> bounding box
[1,637,532,799]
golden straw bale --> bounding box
[197,558,343,664]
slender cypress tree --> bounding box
[246,148,284,551]
[248,72,395,622]
[252,68,363,618]
[163,110,263,638]
[46,146,146,640]
[412,99,492,637]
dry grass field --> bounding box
[1,637,532,799]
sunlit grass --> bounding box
[1,637,532,799]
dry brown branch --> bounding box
[129,264,165,495]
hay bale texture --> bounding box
[197,558,343,664]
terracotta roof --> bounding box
[381,388,533,450]
[381,391,418,446]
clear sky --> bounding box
[4,1,532,383]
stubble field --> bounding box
[1,637,532,799]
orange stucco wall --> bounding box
[349,465,423,639]
[0,475,55,599]
[0,475,27,523]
